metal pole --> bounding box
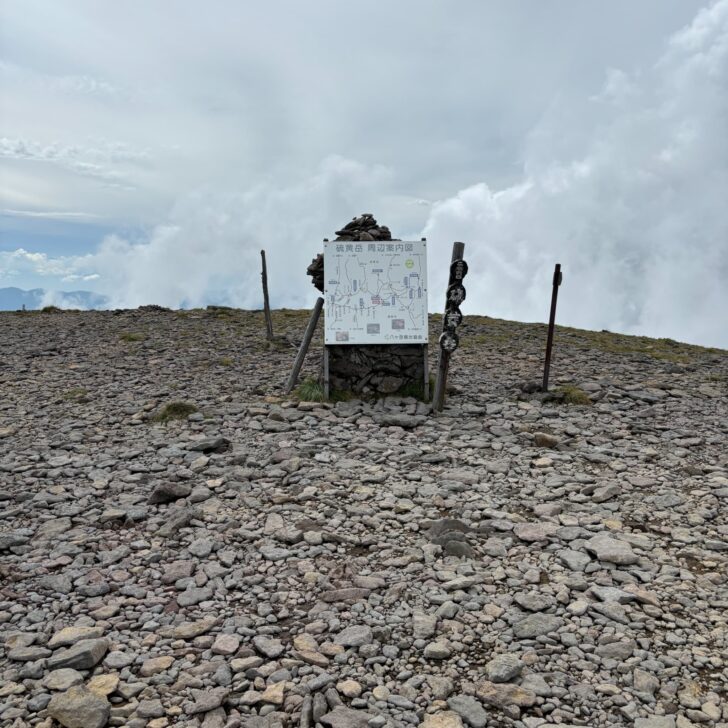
[261,250,274,341]
[284,297,324,394]
[433,242,465,411]
[542,263,562,392]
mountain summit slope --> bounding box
[0,308,725,726]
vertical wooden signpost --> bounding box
[542,262,562,392]
[261,249,274,341]
[432,242,467,412]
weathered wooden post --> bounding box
[542,262,562,392]
[432,242,467,412]
[284,297,324,394]
[261,249,274,341]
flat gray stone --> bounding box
[333,625,373,647]
[47,639,109,671]
[321,588,371,603]
[512,614,563,639]
[42,669,85,691]
[148,482,191,504]
[413,613,438,639]
[476,681,537,709]
[103,650,136,669]
[47,685,110,728]
[584,534,638,565]
[634,718,676,728]
[595,639,636,660]
[252,635,284,658]
[188,537,214,557]
[177,587,213,606]
[447,694,488,727]
[7,645,52,661]
[485,654,524,683]
[48,626,105,649]
[183,687,229,715]
[320,706,372,728]
[513,592,556,612]
[557,549,592,571]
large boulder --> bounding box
[47,685,110,728]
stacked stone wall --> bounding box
[328,344,425,396]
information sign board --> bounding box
[324,240,428,345]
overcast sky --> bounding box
[1,1,726,346]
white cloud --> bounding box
[3,208,101,220]
[74,155,394,309]
[0,61,120,98]
[1,1,725,347]
[0,136,146,189]
[0,248,80,278]
[422,0,728,348]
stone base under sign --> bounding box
[326,344,427,397]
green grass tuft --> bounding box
[295,378,326,402]
[294,378,354,403]
[120,332,146,342]
[41,305,62,313]
[151,401,198,423]
[555,384,592,406]
[62,387,88,402]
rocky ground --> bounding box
[0,307,726,728]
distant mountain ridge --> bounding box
[0,287,109,310]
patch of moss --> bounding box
[706,373,727,382]
[460,331,514,349]
[151,401,198,423]
[62,387,88,402]
[559,326,717,364]
[208,307,237,320]
[219,357,234,367]
[555,384,592,406]
[119,332,146,342]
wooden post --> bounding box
[284,297,324,394]
[420,238,430,403]
[432,242,465,412]
[423,345,430,401]
[261,250,274,341]
[323,346,330,400]
[542,263,562,392]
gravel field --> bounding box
[0,307,726,728]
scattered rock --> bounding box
[148,482,191,504]
[484,654,524,683]
[320,706,372,728]
[333,625,373,647]
[1,308,724,728]
[47,639,109,671]
[475,680,537,709]
[47,685,110,728]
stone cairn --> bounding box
[306,213,395,292]
[307,214,426,397]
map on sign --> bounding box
[324,240,428,345]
